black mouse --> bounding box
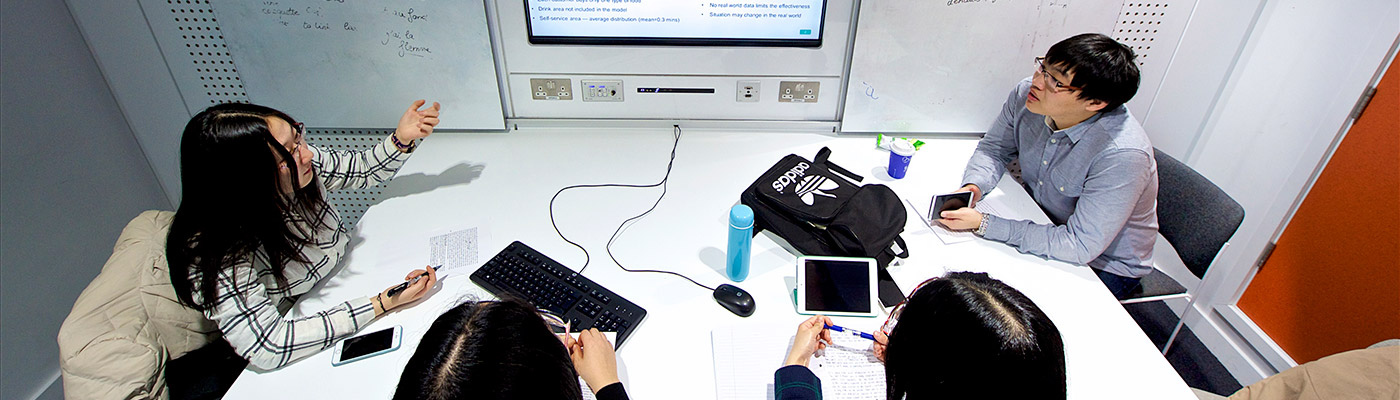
[713,284,755,317]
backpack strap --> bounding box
[888,236,910,258]
[815,147,864,183]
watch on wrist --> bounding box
[974,213,990,236]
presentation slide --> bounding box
[525,0,825,44]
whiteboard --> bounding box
[841,0,1124,133]
[209,0,503,130]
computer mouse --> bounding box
[713,284,755,317]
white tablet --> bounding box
[795,256,880,318]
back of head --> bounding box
[1045,33,1141,111]
[884,272,1066,400]
[393,298,583,400]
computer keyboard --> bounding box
[470,241,648,346]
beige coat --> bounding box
[57,211,219,400]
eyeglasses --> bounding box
[289,122,305,156]
[538,308,570,334]
[1034,57,1081,94]
[879,277,939,336]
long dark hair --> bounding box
[884,272,1066,399]
[393,298,583,400]
[166,102,332,310]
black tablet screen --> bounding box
[804,259,872,313]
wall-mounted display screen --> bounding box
[525,0,827,47]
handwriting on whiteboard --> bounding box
[256,1,436,59]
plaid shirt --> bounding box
[194,136,411,369]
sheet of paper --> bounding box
[428,227,478,275]
[712,325,884,400]
[712,325,790,399]
[810,333,885,400]
[907,197,1010,245]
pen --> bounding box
[824,324,876,341]
[386,265,442,297]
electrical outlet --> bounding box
[581,80,624,102]
[778,81,820,103]
[737,80,760,102]
[529,78,573,100]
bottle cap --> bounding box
[729,204,754,230]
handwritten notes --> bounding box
[712,324,885,399]
[209,0,503,130]
[252,1,435,59]
[810,332,886,400]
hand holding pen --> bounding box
[784,315,835,367]
[373,265,440,315]
[825,323,890,362]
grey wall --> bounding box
[0,0,173,398]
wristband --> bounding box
[974,213,990,236]
[391,133,416,152]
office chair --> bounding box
[1120,149,1245,354]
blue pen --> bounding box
[824,324,876,341]
[387,265,442,297]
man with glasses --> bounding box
[936,33,1157,299]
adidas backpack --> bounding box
[740,147,910,269]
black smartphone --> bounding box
[930,191,974,217]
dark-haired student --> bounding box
[937,33,1159,299]
[393,298,631,400]
[775,272,1067,400]
[166,100,443,370]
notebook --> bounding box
[712,324,884,400]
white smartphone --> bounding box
[331,325,402,366]
[795,256,881,318]
[930,191,974,218]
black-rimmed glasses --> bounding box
[1034,57,1081,94]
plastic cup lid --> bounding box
[891,140,917,156]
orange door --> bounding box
[1236,58,1400,365]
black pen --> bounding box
[387,265,442,297]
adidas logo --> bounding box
[795,175,838,205]
[771,162,812,193]
[772,162,839,205]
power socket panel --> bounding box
[581,80,624,102]
[529,78,573,100]
[737,80,760,102]
[778,81,820,103]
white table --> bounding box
[226,127,1194,399]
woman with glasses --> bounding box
[166,100,442,372]
[777,272,1066,399]
[394,298,631,400]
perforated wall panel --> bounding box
[305,130,394,227]
[1113,1,1194,119]
[143,0,384,226]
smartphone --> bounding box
[331,326,402,366]
[930,191,974,217]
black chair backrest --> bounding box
[1154,148,1245,279]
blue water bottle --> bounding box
[727,204,755,282]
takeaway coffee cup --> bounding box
[887,140,916,179]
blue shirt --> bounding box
[962,78,1158,278]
